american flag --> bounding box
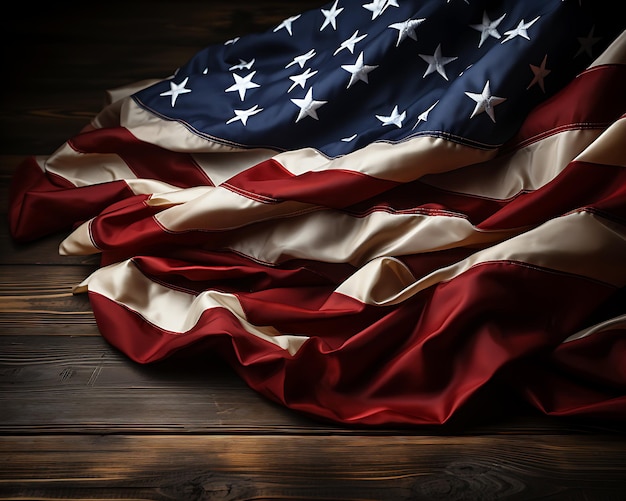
[8,0,626,425]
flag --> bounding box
[8,0,626,426]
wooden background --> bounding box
[1,2,625,499]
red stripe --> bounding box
[8,156,134,242]
[224,158,400,208]
[477,160,626,229]
[91,257,620,425]
[505,65,626,150]
[85,159,626,263]
[522,326,626,420]
[89,196,175,263]
[131,254,355,294]
[345,159,626,230]
[69,127,214,188]
[213,65,626,210]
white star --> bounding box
[159,77,192,107]
[412,100,439,130]
[291,88,327,122]
[501,17,540,43]
[273,15,301,36]
[363,0,399,20]
[527,54,551,92]
[288,68,318,92]
[226,104,263,126]
[465,80,506,123]
[229,58,255,71]
[225,71,260,101]
[419,44,458,81]
[224,37,240,46]
[285,49,317,69]
[376,105,406,127]
[470,11,506,48]
[321,0,344,31]
[334,30,368,56]
[341,134,357,142]
[388,18,425,47]
[341,52,378,88]
[575,25,602,58]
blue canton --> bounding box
[133,0,623,158]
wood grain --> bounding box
[1,334,623,435]
[1,435,625,501]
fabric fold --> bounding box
[8,0,626,425]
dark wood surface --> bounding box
[1,2,625,500]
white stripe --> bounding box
[58,185,316,255]
[217,209,518,266]
[123,99,272,154]
[335,211,626,305]
[76,260,309,355]
[275,135,495,182]
[44,144,136,187]
[562,314,626,344]
[153,186,316,232]
[191,150,276,186]
[421,115,626,201]
[420,128,606,199]
[575,115,626,168]
[126,178,182,195]
[123,99,494,183]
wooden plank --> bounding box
[0,266,98,336]
[1,434,625,500]
[0,334,330,433]
[0,265,96,297]
[0,227,100,265]
[1,334,623,436]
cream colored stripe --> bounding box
[58,186,214,256]
[219,209,518,266]
[123,99,277,185]
[124,98,495,183]
[75,259,309,355]
[122,99,268,154]
[125,178,182,195]
[562,314,626,344]
[34,156,47,172]
[153,186,315,232]
[420,125,617,200]
[575,116,626,167]
[41,141,274,193]
[59,220,95,255]
[40,142,273,195]
[58,185,316,256]
[335,211,626,305]
[275,136,496,182]
[61,197,515,262]
[43,144,137,187]
[191,149,276,186]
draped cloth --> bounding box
[8,0,626,426]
